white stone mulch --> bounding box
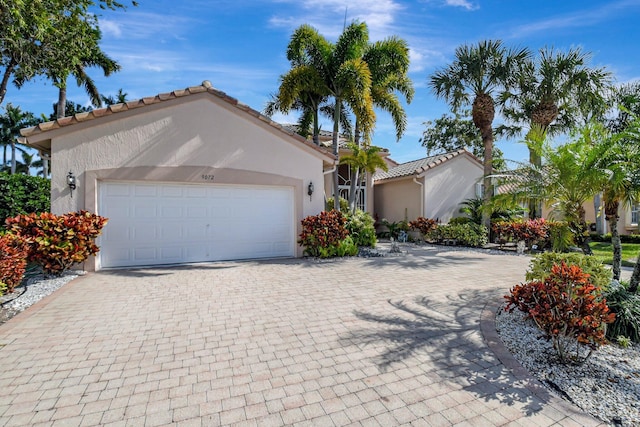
[496,307,640,427]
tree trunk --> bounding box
[57,86,67,119]
[312,107,319,146]
[0,59,16,107]
[10,140,16,174]
[481,124,493,231]
[607,204,622,281]
[528,145,542,219]
[332,98,341,212]
[630,255,640,293]
[348,123,362,213]
[594,193,603,234]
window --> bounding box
[475,182,497,198]
[632,204,640,225]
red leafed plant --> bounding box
[298,210,349,258]
[5,211,108,276]
[493,218,549,247]
[505,262,615,364]
[0,234,28,294]
[409,217,438,235]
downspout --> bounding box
[323,163,338,204]
[413,176,424,218]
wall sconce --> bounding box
[307,181,314,201]
[67,171,76,198]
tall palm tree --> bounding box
[430,40,529,229]
[500,47,611,218]
[344,36,413,211]
[0,104,38,174]
[280,22,375,211]
[101,88,129,106]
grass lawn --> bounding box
[589,242,640,267]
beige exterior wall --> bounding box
[422,155,483,222]
[35,93,331,267]
[373,178,421,223]
[542,200,638,235]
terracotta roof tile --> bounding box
[19,81,336,162]
[373,149,477,182]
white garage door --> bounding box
[98,181,295,268]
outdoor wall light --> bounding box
[308,181,314,201]
[67,171,76,198]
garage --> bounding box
[98,181,295,268]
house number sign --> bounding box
[201,174,215,181]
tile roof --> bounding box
[20,81,336,160]
[373,149,477,182]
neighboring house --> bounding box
[543,199,640,236]
[20,82,335,271]
[373,149,483,224]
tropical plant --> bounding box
[506,262,615,364]
[525,252,611,290]
[101,88,128,106]
[339,143,388,212]
[430,40,529,229]
[605,284,640,343]
[5,210,108,275]
[426,223,488,247]
[279,22,375,211]
[499,47,611,218]
[344,210,377,247]
[408,217,438,235]
[0,233,27,293]
[298,210,350,258]
[0,104,39,174]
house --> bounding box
[20,82,335,270]
[373,149,484,224]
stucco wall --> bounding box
[373,179,421,223]
[423,155,483,222]
[43,94,329,263]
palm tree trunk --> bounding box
[332,98,341,212]
[606,205,622,280]
[348,123,362,213]
[481,125,493,231]
[57,86,67,119]
[528,146,543,219]
[10,140,16,174]
[630,256,640,293]
[312,107,320,146]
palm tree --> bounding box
[280,22,375,211]
[0,104,38,174]
[500,47,611,218]
[430,40,529,229]
[101,88,129,106]
[344,36,413,211]
[339,143,388,212]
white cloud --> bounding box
[444,0,477,11]
[268,0,404,40]
[100,20,122,38]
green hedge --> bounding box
[0,173,50,229]
[590,233,640,244]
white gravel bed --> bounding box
[496,307,640,426]
[1,271,81,317]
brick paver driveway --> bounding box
[0,245,603,426]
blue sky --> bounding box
[7,0,640,164]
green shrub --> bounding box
[590,233,640,244]
[334,235,359,257]
[448,216,472,226]
[506,262,615,364]
[298,210,350,258]
[6,211,108,276]
[345,210,377,247]
[0,233,27,294]
[325,197,349,213]
[546,221,575,252]
[0,172,50,230]
[380,219,409,240]
[526,252,610,289]
[426,223,488,247]
[605,285,640,343]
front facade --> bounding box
[373,150,483,223]
[22,83,335,270]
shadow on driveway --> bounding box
[339,287,550,416]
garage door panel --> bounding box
[99,182,294,268]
